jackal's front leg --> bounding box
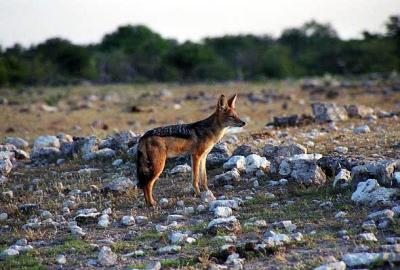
[191,154,201,194]
[200,156,209,191]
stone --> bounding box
[13,149,29,160]
[367,209,394,221]
[135,216,148,225]
[97,214,110,228]
[351,160,400,187]
[362,220,377,231]
[207,142,232,167]
[121,216,135,226]
[311,103,348,122]
[30,147,61,161]
[98,246,117,266]
[0,212,8,221]
[245,154,270,174]
[0,248,19,258]
[313,261,346,270]
[5,137,29,149]
[335,211,347,219]
[223,156,246,171]
[358,233,377,242]
[102,177,136,193]
[233,144,257,156]
[225,252,244,270]
[112,159,123,166]
[279,154,326,185]
[144,261,161,270]
[346,104,374,118]
[272,220,297,233]
[0,158,13,175]
[207,216,241,234]
[342,252,398,267]
[168,232,188,244]
[201,190,216,203]
[33,136,60,150]
[170,164,191,175]
[159,198,169,207]
[351,179,399,206]
[334,146,348,154]
[333,169,351,188]
[69,223,86,237]
[263,143,307,160]
[121,250,145,258]
[263,232,291,247]
[395,172,400,185]
[214,170,241,186]
[74,212,101,225]
[209,200,240,211]
[214,206,233,218]
[156,245,181,254]
[167,214,185,223]
[56,254,67,264]
[353,125,371,134]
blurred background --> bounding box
[0,0,399,86]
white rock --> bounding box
[214,170,241,186]
[168,232,188,244]
[159,198,169,207]
[351,179,399,206]
[358,233,377,242]
[223,156,246,171]
[207,216,241,234]
[209,200,239,211]
[167,214,185,223]
[121,250,145,257]
[97,214,110,228]
[121,216,135,226]
[353,125,371,134]
[335,211,347,219]
[245,154,270,174]
[56,254,67,264]
[0,213,8,221]
[33,135,60,150]
[342,252,384,267]
[334,146,348,154]
[394,172,400,185]
[156,245,181,254]
[201,190,216,203]
[170,164,191,175]
[313,261,346,270]
[214,206,233,218]
[0,248,19,257]
[98,246,117,266]
[333,169,351,188]
[135,216,148,225]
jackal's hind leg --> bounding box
[143,146,167,207]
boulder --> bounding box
[98,246,117,266]
[30,147,61,162]
[245,154,270,174]
[233,144,258,156]
[207,142,231,167]
[5,137,29,149]
[214,170,240,186]
[342,252,400,268]
[33,136,60,150]
[263,143,307,160]
[279,154,326,185]
[311,103,348,122]
[351,160,400,187]
[351,179,399,206]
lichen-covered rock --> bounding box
[214,170,240,186]
[279,154,326,185]
[98,246,117,266]
[245,154,270,174]
[223,156,246,171]
[33,136,60,150]
[263,143,307,160]
[311,103,348,122]
[333,169,351,188]
[207,216,241,235]
[102,177,136,193]
[351,160,400,187]
[0,158,12,175]
[351,179,399,206]
[5,137,29,149]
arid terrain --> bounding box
[0,78,400,270]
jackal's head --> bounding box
[216,94,246,128]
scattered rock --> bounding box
[214,206,233,218]
[351,160,400,187]
[333,169,351,188]
[201,190,216,203]
[156,245,181,255]
[121,216,135,226]
[223,156,246,171]
[313,261,346,270]
[170,164,191,175]
[207,216,241,235]
[353,125,371,134]
[5,137,29,149]
[56,254,67,265]
[209,200,240,211]
[351,179,399,206]
[358,232,377,242]
[98,246,117,266]
[214,170,241,186]
[279,154,326,185]
[346,104,374,118]
[245,154,270,174]
[102,177,136,193]
[311,103,348,122]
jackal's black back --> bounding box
[142,124,192,139]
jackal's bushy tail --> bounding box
[136,148,152,189]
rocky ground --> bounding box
[0,77,400,269]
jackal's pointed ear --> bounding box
[217,94,227,111]
[227,93,237,109]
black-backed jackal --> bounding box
[137,94,245,206]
